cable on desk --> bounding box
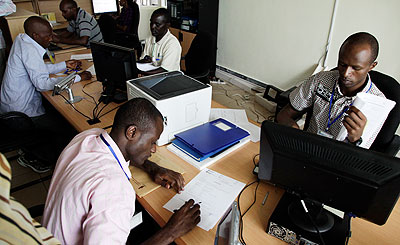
[253,154,259,167]
[301,199,326,245]
[59,93,92,120]
[95,103,109,119]
[237,179,260,245]
[97,104,122,119]
[81,81,101,120]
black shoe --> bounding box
[17,155,51,173]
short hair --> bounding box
[60,0,78,8]
[24,16,50,37]
[152,8,170,23]
[113,98,163,132]
[341,32,379,63]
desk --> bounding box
[42,49,400,244]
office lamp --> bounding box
[52,72,82,104]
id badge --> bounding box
[317,129,334,139]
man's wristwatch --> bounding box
[348,137,363,146]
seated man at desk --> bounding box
[276,32,385,149]
[138,8,181,75]
[0,16,91,173]
[53,0,103,47]
[43,98,201,244]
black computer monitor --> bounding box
[258,120,400,229]
[91,41,138,103]
[92,0,118,15]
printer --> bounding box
[126,71,212,146]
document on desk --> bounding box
[70,53,93,60]
[137,63,158,72]
[336,92,396,148]
[210,108,260,142]
[163,168,246,231]
[86,64,96,75]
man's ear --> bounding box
[126,125,137,140]
[369,61,378,71]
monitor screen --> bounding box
[92,0,118,14]
[91,41,138,103]
[130,71,209,100]
[258,120,400,226]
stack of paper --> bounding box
[163,168,246,231]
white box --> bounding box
[127,72,212,146]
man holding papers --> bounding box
[277,32,388,149]
[43,98,200,244]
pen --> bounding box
[262,191,269,205]
[46,49,55,64]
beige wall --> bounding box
[217,0,400,90]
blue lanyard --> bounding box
[100,134,130,181]
[326,80,372,131]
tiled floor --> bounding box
[6,150,53,223]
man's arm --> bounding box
[53,32,89,46]
[134,159,185,193]
[276,104,304,129]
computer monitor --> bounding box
[258,120,400,228]
[91,41,138,103]
[92,0,118,15]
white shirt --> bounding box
[43,128,136,245]
[0,34,80,117]
[141,30,182,72]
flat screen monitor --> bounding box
[258,120,400,227]
[92,0,118,15]
[91,41,138,103]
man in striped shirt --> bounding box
[54,0,103,47]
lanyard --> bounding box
[100,134,130,181]
[326,79,372,131]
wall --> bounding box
[217,0,400,90]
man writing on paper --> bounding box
[0,16,91,173]
[276,32,385,148]
[53,0,103,47]
[43,98,201,244]
[138,8,181,75]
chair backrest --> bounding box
[185,31,216,77]
[369,70,400,151]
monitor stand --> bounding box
[266,193,350,245]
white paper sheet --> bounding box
[70,54,93,60]
[336,92,396,148]
[210,108,260,142]
[86,64,96,75]
[163,169,246,231]
[137,62,158,72]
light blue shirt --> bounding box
[0,34,69,117]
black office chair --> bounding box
[184,31,216,84]
[368,70,400,155]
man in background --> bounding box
[276,32,385,149]
[0,16,91,172]
[139,8,181,75]
[54,0,103,47]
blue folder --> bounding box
[174,118,250,156]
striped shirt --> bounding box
[289,70,385,149]
[67,8,103,46]
[0,153,60,244]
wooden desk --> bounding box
[42,49,400,245]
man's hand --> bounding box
[138,55,152,63]
[65,60,82,69]
[153,165,185,193]
[164,199,201,238]
[79,71,92,81]
[343,106,367,142]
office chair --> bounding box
[0,111,38,156]
[184,31,216,84]
[368,70,400,156]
